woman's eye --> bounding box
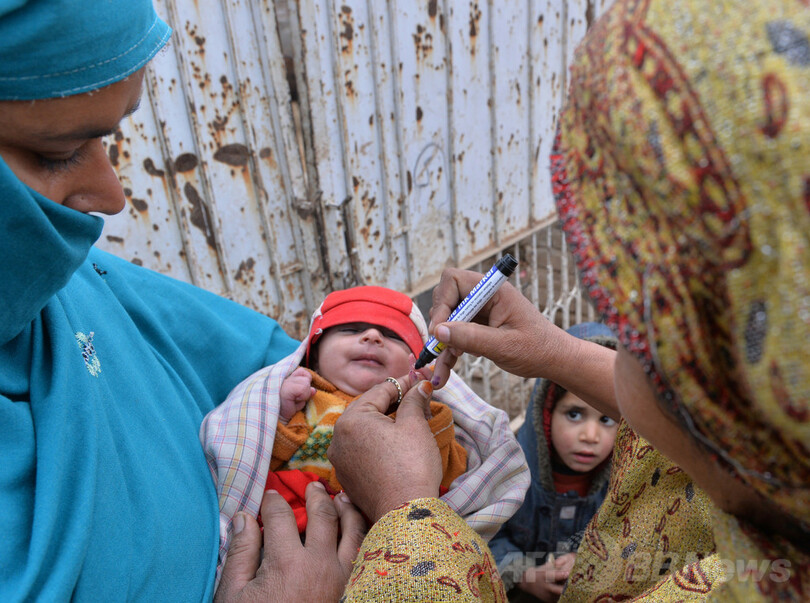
[37,149,83,173]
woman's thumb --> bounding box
[434,321,491,358]
[395,379,433,421]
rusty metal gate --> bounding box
[101,0,611,416]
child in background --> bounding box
[202,286,530,583]
[488,322,619,602]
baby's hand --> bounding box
[279,367,315,423]
[408,353,435,384]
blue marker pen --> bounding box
[414,253,518,369]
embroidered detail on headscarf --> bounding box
[76,331,101,377]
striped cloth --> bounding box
[200,338,530,584]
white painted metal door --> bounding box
[100,0,612,339]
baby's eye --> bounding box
[566,409,582,420]
[383,329,404,342]
[340,326,361,333]
[600,416,617,427]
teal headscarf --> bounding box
[0,0,171,100]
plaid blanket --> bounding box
[200,338,529,583]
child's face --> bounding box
[550,392,618,473]
[314,322,413,396]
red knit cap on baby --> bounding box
[305,286,428,364]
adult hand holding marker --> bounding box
[424,253,562,389]
[416,254,518,370]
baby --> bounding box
[202,285,531,583]
[267,286,468,528]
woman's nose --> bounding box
[62,138,126,215]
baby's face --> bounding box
[550,392,618,473]
[314,322,412,396]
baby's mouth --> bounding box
[353,355,383,366]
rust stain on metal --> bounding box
[361,191,376,211]
[339,5,353,54]
[469,3,481,39]
[174,153,199,172]
[213,143,250,167]
[407,170,413,193]
[108,144,119,167]
[186,22,206,52]
[106,235,124,244]
[259,146,277,169]
[234,257,256,283]
[359,215,373,244]
[131,197,149,213]
[585,0,595,28]
[428,0,437,18]
[143,158,165,177]
[184,182,218,250]
[212,114,230,132]
[413,24,433,61]
[416,106,423,122]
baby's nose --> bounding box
[360,328,384,343]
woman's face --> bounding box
[0,69,145,214]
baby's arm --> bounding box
[279,367,315,423]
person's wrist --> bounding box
[368,486,439,524]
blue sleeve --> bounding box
[91,248,299,411]
[1,155,300,600]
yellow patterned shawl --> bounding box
[561,423,716,600]
[553,0,810,599]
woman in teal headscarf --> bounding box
[0,1,373,599]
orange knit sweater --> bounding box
[271,369,467,491]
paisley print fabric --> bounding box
[553,0,810,599]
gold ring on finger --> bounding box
[384,377,403,405]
